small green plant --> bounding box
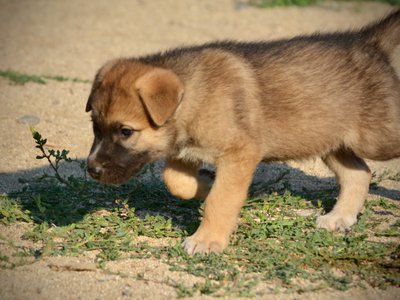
[31,129,87,186]
[0,194,32,225]
[31,129,73,185]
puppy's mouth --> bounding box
[87,152,152,186]
[88,162,146,186]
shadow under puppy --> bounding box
[86,10,400,255]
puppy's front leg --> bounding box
[163,159,212,200]
[183,156,259,254]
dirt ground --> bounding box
[0,0,400,299]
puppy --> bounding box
[86,11,400,255]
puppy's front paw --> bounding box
[316,212,357,232]
[182,233,228,255]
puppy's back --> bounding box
[133,11,400,161]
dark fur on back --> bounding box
[138,10,400,65]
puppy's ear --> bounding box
[135,68,184,126]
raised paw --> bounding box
[316,211,357,232]
[182,233,228,255]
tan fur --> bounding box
[135,68,184,126]
[86,10,400,255]
[317,150,372,231]
[163,159,211,200]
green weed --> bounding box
[0,69,90,85]
[0,194,32,225]
[0,70,46,85]
[371,170,400,189]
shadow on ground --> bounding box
[1,160,399,233]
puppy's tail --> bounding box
[363,9,400,54]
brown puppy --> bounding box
[86,11,400,255]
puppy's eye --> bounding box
[120,128,134,138]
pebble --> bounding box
[17,114,40,125]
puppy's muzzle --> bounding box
[87,163,103,180]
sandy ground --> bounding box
[0,0,400,299]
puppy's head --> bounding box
[85,59,184,185]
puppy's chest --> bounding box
[175,145,215,164]
[172,126,217,164]
[173,135,216,164]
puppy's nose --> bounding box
[87,165,103,179]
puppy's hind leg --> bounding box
[317,149,371,231]
[163,159,212,200]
